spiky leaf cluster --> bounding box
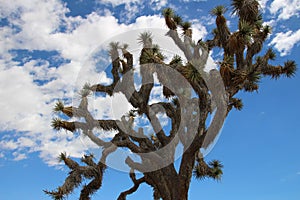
[229,98,243,110]
[193,159,224,181]
[169,55,183,66]
[45,154,104,200]
[179,63,202,83]
[211,5,227,16]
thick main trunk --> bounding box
[163,176,189,200]
[143,129,202,200]
[172,183,189,200]
[145,164,192,200]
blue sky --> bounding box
[0,0,300,199]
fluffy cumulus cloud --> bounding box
[257,0,300,55]
[0,0,209,165]
[269,29,300,56]
[269,0,300,20]
[0,65,50,132]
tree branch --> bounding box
[166,30,193,60]
[117,170,146,200]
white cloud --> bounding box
[0,0,69,50]
[0,66,51,133]
[96,0,144,22]
[97,0,168,12]
[269,0,300,20]
[258,0,269,11]
[12,152,27,161]
[269,29,300,56]
[122,3,140,21]
[17,137,36,148]
[0,140,19,150]
[191,19,208,40]
[150,0,168,11]
[0,0,210,165]
[37,133,100,166]
[97,0,139,7]
[263,19,277,28]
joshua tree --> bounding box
[45,0,296,199]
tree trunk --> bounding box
[145,164,192,200]
[162,176,189,200]
[172,183,189,200]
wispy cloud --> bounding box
[0,152,5,159]
[12,152,27,161]
[95,0,168,22]
[258,0,269,12]
[269,0,300,20]
[150,0,168,11]
[96,0,140,7]
[269,29,300,56]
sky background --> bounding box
[0,0,300,199]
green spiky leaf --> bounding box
[152,44,160,54]
[51,118,63,131]
[173,14,183,25]
[244,81,259,92]
[127,109,138,118]
[82,82,91,90]
[162,8,174,18]
[138,32,153,47]
[108,41,120,57]
[209,167,223,181]
[283,60,297,78]
[181,64,202,83]
[208,160,223,181]
[54,101,64,112]
[193,163,208,180]
[238,20,253,36]
[231,0,259,23]
[230,98,243,110]
[58,152,67,163]
[247,71,261,84]
[79,88,91,98]
[211,5,227,16]
[262,25,272,35]
[266,48,276,60]
[170,55,182,66]
[208,160,223,168]
[109,42,120,50]
[181,21,192,31]
[254,13,263,27]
